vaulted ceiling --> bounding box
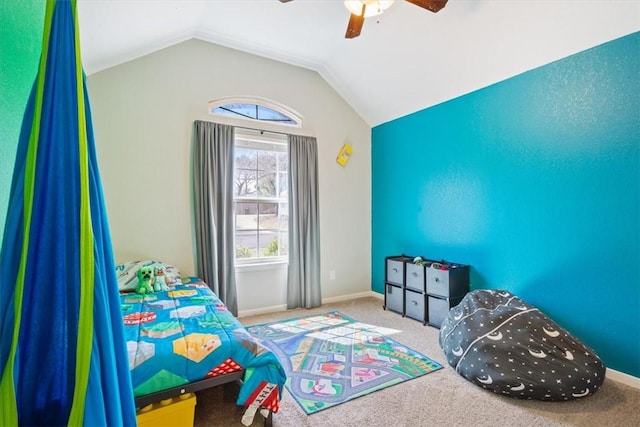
[77,0,639,126]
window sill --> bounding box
[235,260,288,272]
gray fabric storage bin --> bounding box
[385,284,403,314]
[428,295,463,328]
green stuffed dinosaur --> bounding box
[136,265,155,294]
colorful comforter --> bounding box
[120,277,286,416]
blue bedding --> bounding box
[120,277,286,413]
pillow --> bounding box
[115,260,181,292]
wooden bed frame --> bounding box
[134,370,273,426]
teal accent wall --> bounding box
[372,33,639,378]
[0,1,44,247]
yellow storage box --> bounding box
[137,393,196,427]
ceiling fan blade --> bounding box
[345,4,366,39]
[405,0,448,13]
[279,0,294,2]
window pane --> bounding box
[256,105,295,123]
[227,104,256,118]
[257,151,276,197]
[235,169,257,197]
[235,148,257,197]
[236,202,258,228]
[236,147,257,168]
[233,132,289,262]
[278,171,288,198]
[210,102,299,126]
[256,203,286,258]
[277,151,288,173]
[235,202,257,258]
[258,172,277,197]
[259,233,280,257]
[257,150,276,170]
[258,202,278,228]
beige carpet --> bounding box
[193,297,640,427]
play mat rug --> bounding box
[245,311,442,414]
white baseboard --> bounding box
[371,291,384,300]
[607,368,640,389]
[238,304,287,318]
[238,291,382,318]
[322,291,376,304]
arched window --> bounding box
[206,97,303,264]
[208,97,302,128]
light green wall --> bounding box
[88,39,372,312]
[0,1,44,247]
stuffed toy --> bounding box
[136,265,155,294]
[153,263,169,292]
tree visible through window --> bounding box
[234,133,288,262]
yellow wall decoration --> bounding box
[336,143,353,166]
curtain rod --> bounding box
[235,124,316,139]
[235,125,292,137]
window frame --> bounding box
[209,96,303,128]
[233,128,289,266]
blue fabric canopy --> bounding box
[0,1,137,425]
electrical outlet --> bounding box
[329,270,336,280]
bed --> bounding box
[117,261,286,425]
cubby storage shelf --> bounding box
[383,254,470,328]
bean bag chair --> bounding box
[439,289,606,401]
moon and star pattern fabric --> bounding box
[439,290,605,401]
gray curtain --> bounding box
[287,134,321,309]
[192,120,238,315]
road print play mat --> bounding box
[246,311,442,414]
